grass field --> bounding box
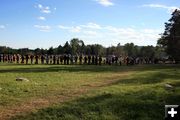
[0,64,180,120]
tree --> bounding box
[70,38,84,55]
[63,41,71,54]
[139,46,155,58]
[89,44,105,56]
[123,43,138,57]
[57,45,63,54]
[47,47,54,55]
[78,40,85,54]
[115,43,124,56]
[0,46,9,54]
[84,45,91,55]
[158,9,180,63]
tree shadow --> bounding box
[0,65,140,73]
[110,71,180,85]
[0,64,179,73]
[11,89,176,120]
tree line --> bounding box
[0,40,163,59]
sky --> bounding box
[0,0,179,49]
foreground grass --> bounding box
[0,64,180,120]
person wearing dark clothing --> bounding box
[154,58,158,64]
[21,55,25,64]
[106,57,108,65]
[88,55,91,65]
[63,55,67,65]
[41,55,45,64]
[2,54,5,63]
[35,55,38,64]
[115,56,118,64]
[30,55,34,64]
[25,55,29,64]
[50,55,53,64]
[99,56,102,65]
[126,56,129,66]
[16,54,19,64]
[95,56,98,65]
[79,55,83,65]
[7,54,10,63]
[57,55,60,64]
[13,55,16,62]
[46,55,49,64]
[60,55,63,64]
[67,55,70,65]
[0,54,1,62]
[75,55,78,64]
[84,56,87,64]
[70,55,73,65]
[92,56,95,65]
[112,57,115,64]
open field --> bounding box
[0,64,180,120]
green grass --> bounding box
[0,64,180,120]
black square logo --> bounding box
[165,105,180,120]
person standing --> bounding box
[50,55,53,64]
[70,55,73,65]
[99,56,102,65]
[74,55,78,64]
[21,55,24,64]
[13,54,16,63]
[92,56,95,65]
[67,54,70,65]
[88,55,91,65]
[16,54,19,64]
[25,54,29,64]
[0,54,1,63]
[60,55,63,64]
[53,55,56,64]
[41,55,45,64]
[79,55,83,65]
[7,54,10,63]
[95,56,98,65]
[119,56,122,66]
[35,55,39,64]
[115,56,118,64]
[84,56,87,64]
[63,54,66,65]
[126,56,129,66]
[57,55,60,64]
[46,55,49,64]
[30,55,34,64]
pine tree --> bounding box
[158,9,180,63]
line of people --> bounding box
[0,54,166,66]
[0,54,110,65]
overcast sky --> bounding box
[0,0,179,49]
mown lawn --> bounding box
[0,64,180,120]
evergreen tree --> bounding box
[158,9,180,62]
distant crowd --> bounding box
[0,54,175,66]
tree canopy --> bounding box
[158,9,180,62]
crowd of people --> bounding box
[0,54,172,66]
[0,54,107,65]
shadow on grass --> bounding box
[110,71,180,85]
[0,65,129,73]
[12,89,178,120]
[0,64,179,73]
